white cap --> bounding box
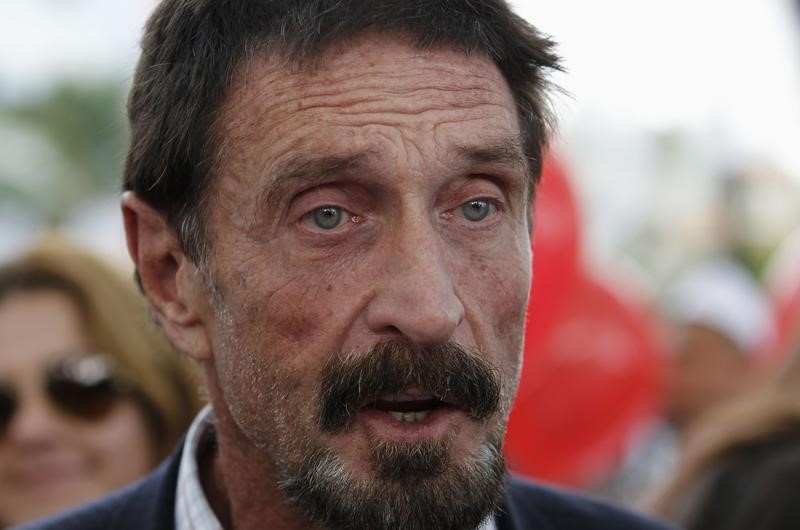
[665,257,775,354]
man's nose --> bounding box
[364,221,465,345]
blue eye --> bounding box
[312,206,343,229]
[460,199,492,222]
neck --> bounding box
[200,372,323,530]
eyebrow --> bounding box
[454,136,530,173]
[252,137,530,226]
[254,152,368,223]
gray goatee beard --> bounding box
[279,434,507,530]
[278,338,509,530]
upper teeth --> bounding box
[389,410,431,423]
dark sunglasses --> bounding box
[0,354,130,435]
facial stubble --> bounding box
[212,295,510,530]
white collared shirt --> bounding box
[175,406,221,530]
[174,406,497,530]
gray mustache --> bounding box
[318,339,502,433]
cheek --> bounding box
[214,265,356,427]
[458,241,530,391]
[231,242,368,354]
[462,242,531,338]
[82,401,155,475]
[258,280,337,347]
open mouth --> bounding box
[317,339,501,434]
[365,393,457,424]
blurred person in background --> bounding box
[650,342,800,530]
[596,256,774,507]
[0,235,202,527]
[663,256,774,434]
[651,10,800,527]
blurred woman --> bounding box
[0,235,202,527]
[651,344,800,530]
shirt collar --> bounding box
[174,405,496,530]
[175,405,221,530]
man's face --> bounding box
[200,35,532,528]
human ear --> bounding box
[121,191,213,362]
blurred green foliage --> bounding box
[0,81,128,222]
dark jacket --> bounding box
[15,445,674,530]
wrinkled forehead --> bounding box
[220,33,516,132]
[206,34,526,202]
